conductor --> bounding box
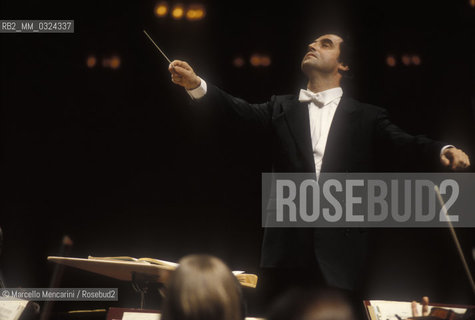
[167,33,470,302]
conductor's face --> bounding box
[301,34,348,76]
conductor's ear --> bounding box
[338,63,350,72]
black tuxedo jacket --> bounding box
[196,84,445,290]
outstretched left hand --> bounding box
[440,147,470,170]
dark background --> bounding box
[1,0,475,314]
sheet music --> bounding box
[369,300,467,320]
[122,312,161,320]
[121,312,264,320]
[0,300,29,320]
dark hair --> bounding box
[161,255,245,320]
[337,34,355,78]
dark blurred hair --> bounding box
[337,34,355,79]
[161,255,244,320]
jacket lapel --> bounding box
[278,95,359,173]
[281,98,316,172]
[321,96,359,172]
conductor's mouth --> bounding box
[305,52,317,59]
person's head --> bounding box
[161,254,244,320]
[301,33,352,82]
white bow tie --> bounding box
[298,89,325,107]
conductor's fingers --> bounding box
[452,152,470,170]
[168,64,178,75]
[172,65,192,76]
[440,154,450,167]
[170,60,192,71]
[168,66,187,80]
[171,74,183,84]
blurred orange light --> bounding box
[155,2,168,17]
[261,55,271,67]
[186,4,206,21]
[195,9,205,19]
[386,55,396,67]
[470,0,475,8]
[101,56,121,69]
[250,54,260,67]
[232,56,245,68]
[401,54,411,66]
[411,55,421,66]
[186,10,196,19]
[86,55,96,68]
[172,4,185,19]
[109,55,121,69]
[250,53,271,67]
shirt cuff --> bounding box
[186,78,207,100]
[440,145,455,156]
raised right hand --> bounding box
[168,60,201,90]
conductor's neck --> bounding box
[306,74,341,93]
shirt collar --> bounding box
[305,87,343,106]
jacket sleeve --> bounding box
[193,83,275,128]
[375,108,446,167]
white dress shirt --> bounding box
[187,77,207,99]
[187,79,453,174]
[298,87,343,176]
